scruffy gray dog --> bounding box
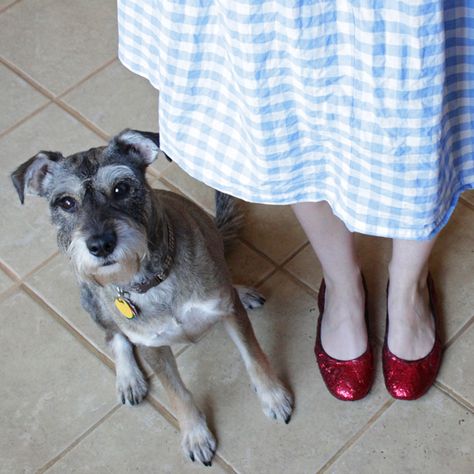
[11,129,293,466]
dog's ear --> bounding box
[11,151,63,204]
[113,129,166,166]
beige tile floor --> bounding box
[1,1,473,473]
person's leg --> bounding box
[292,201,366,360]
[387,238,437,360]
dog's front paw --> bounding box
[181,418,217,467]
[116,368,148,406]
[257,382,293,424]
[235,285,266,310]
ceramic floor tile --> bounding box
[148,152,174,177]
[329,389,473,474]
[284,234,392,341]
[0,267,14,294]
[241,203,308,264]
[25,253,110,357]
[162,163,216,215]
[147,175,172,192]
[285,201,474,345]
[430,202,474,342]
[0,0,117,96]
[62,60,158,137]
[150,272,389,473]
[225,240,275,287]
[0,63,49,134]
[0,104,104,277]
[438,322,474,407]
[284,243,322,291]
[460,190,474,208]
[0,0,16,11]
[0,290,116,473]
[47,402,227,473]
[150,173,274,285]
[25,253,184,373]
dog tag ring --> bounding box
[114,289,139,319]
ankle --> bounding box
[323,268,364,294]
[388,263,429,292]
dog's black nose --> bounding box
[86,231,117,257]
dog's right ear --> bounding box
[11,151,63,204]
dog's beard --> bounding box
[68,220,148,286]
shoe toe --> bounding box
[316,348,374,401]
[382,341,442,400]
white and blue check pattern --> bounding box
[117,0,474,240]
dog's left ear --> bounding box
[113,129,164,167]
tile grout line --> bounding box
[54,98,110,141]
[0,0,22,14]
[279,240,311,268]
[21,282,115,371]
[317,398,396,474]
[0,251,59,302]
[159,176,214,215]
[0,56,56,99]
[444,313,474,349]
[0,281,22,304]
[434,381,474,413]
[21,269,237,470]
[20,251,60,282]
[0,55,115,142]
[252,241,311,289]
[56,57,117,99]
[0,258,21,281]
[37,404,121,473]
[145,391,239,473]
[459,196,474,213]
[0,101,51,141]
[156,176,306,293]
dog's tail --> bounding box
[215,191,245,253]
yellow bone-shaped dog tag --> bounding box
[114,297,139,319]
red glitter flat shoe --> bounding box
[383,275,443,400]
[315,279,374,401]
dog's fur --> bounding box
[11,129,293,466]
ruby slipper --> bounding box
[382,274,442,400]
[315,279,374,401]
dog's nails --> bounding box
[285,414,292,424]
[208,441,216,453]
[271,411,277,420]
[189,453,195,462]
[203,461,212,467]
[121,394,125,405]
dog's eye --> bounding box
[113,182,130,199]
[57,196,77,212]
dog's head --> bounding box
[11,129,165,286]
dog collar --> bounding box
[126,220,176,294]
[113,221,176,318]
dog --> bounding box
[11,129,293,466]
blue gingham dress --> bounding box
[117,1,474,240]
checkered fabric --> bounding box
[117,1,474,240]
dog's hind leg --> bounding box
[108,332,148,406]
[223,290,293,423]
[140,346,217,467]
